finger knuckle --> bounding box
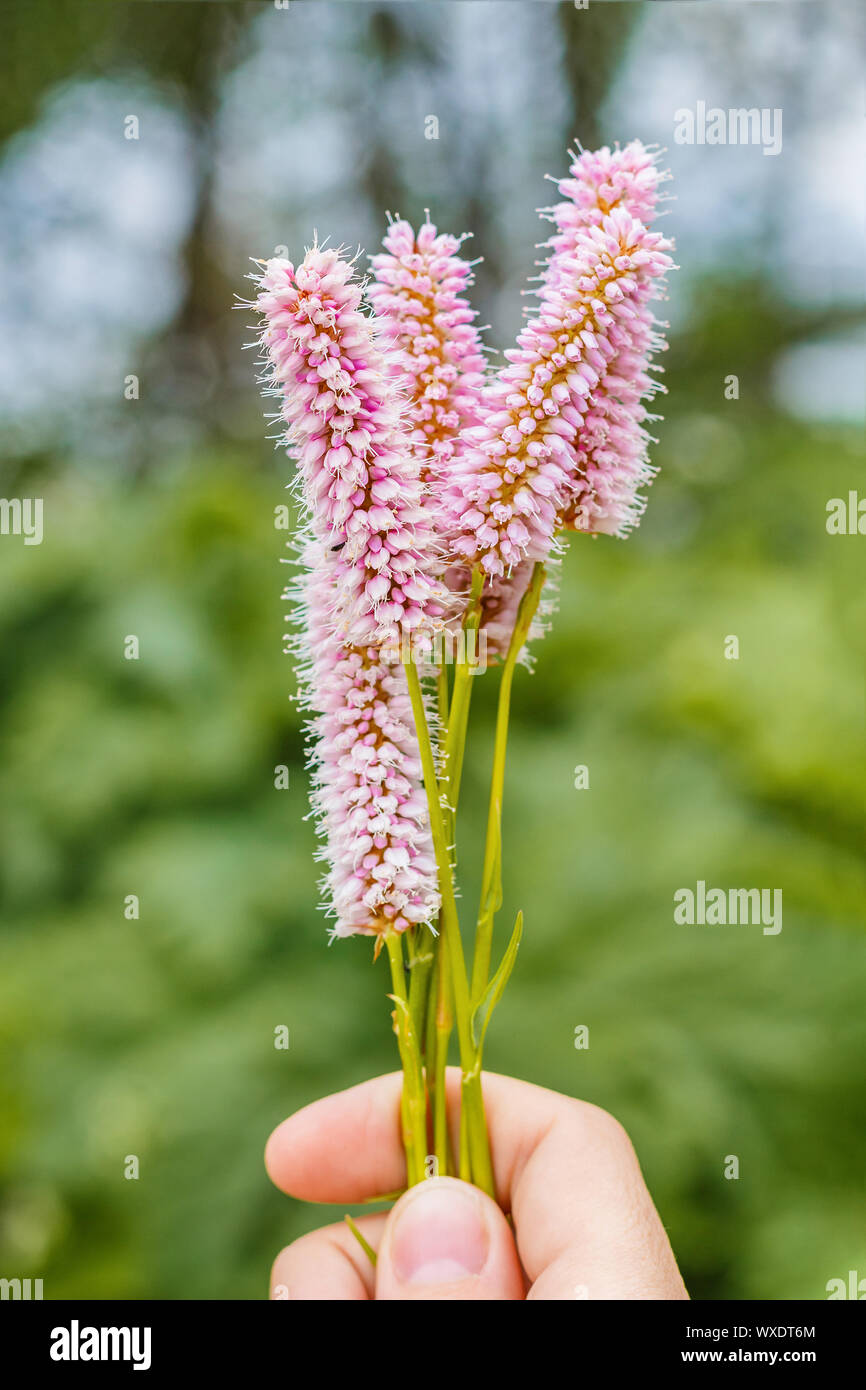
[568,1097,636,1157]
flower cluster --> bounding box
[545,142,673,535]
[254,141,677,935]
[368,216,486,504]
[547,139,665,245]
[256,247,446,647]
[450,142,673,576]
[297,542,440,938]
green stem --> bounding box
[403,655,494,1195]
[459,1101,471,1182]
[426,567,484,1176]
[437,664,450,739]
[385,929,427,1187]
[432,929,452,1174]
[471,563,546,1002]
[441,567,485,841]
[407,923,435,1052]
[425,927,439,1086]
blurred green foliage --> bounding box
[0,392,863,1298]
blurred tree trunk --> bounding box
[558,0,641,148]
[117,2,244,455]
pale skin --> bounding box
[265,1068,689,1300]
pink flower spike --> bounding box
[543,139,668,252]
[451,203,674,576]
[544,141,677,536]
[295,540,440,939]
[256,245,446,648]
[368,215,487,537]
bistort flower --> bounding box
[546,139,666,247]
[368,216,486,506]
[450,143,674,577]
[451,211,672,576]
[296,540,440,938]
[544,141,674,535]
[256,246,446,647]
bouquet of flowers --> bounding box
[250,140,675,1206]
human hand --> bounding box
[265,1068,688,1301]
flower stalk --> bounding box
[403,654,494,1194]
[384,928,428,1187]
[472,561,546,999]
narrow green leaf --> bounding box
[344,1214,377,1267]
[470,909,524,1053]
[477,803,503,939]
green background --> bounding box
[0,0,863,1300]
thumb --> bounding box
[375,1176,525,1300]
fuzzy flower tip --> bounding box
[545,141,674,535]
[546,140,666,247]
[256,246,446,647]
[297,542,440,938]
[368,217,486,508]
[451,146,674,576]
